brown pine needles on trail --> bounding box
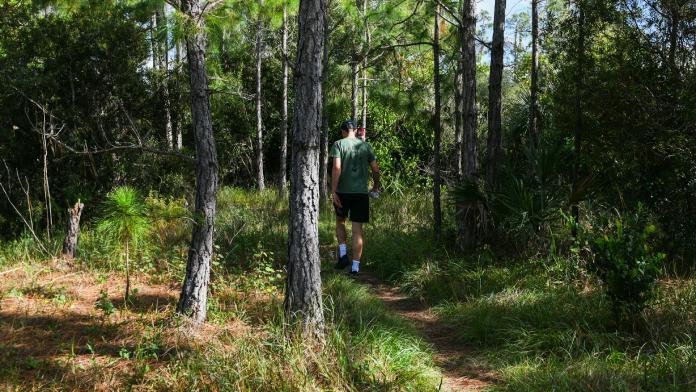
[355,272,497,392]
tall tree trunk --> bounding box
[361,0,368,130]
[454,59,463,177]
[281,1,290,196]
[285,0,325,334]
[61,200,84,260]
[177,0,219,323]
[669,6,679,70]
[256,0,266,192]
[175,39,184,150]
[159,5,174,149]
[433,3,442,240]
[457,0,481,250]
[529,0,540,148]
[351,59,359,124]
[319,4,330,200]
[485,0,506,188]
[572,6,585,238]
[151,12,159,71]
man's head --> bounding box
[340,120,355,137]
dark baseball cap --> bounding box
[340,120,355,131]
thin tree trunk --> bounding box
[433,3,442,240]
[457,0,481,250]
[485,0,506,188]
[280,0,289,196]
[175,39,184,150]
[454,59,463,177]
[42,117,53,240]
[61,200,84,260]
[285,0,325,335]
[256,0,266,192]
[361,0,368,130]
[351,60,359,124]
[319,4,330,200]
[159,5,174,149]
[572,6,585,238]
[529,0,540,148]
[177,0,219,323]
[669,7,679,70]
[125,240,130,303]
[151,12,159,71]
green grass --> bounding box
[0,187,443,391]
[3,187,696,391]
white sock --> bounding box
[339,244,347,257]
[352,260,360,272]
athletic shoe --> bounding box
[335,254,350,270]
[349,269,359,276]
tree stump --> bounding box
[62,200,84,260]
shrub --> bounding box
[587,206,666,320]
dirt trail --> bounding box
[356,273,495,392]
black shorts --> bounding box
[334,193,369,223]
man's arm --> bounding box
[369,160,381,192]
[332,157,342,207]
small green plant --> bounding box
[98,186,149,303]
[587,206,666,320]
[95,289,115,317]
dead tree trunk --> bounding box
[433,3,442,240]
[529,0,540,148]
[285,0,325,335]
[280,0,289,196]
[177,0,219,323]
[61,200,84,260]
[485,0,506,188]
[256,0,266,192]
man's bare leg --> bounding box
[335,217,349,268]
[351,222,363,273]
[336,217,347,245]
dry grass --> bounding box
[0,262,249,391]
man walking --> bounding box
[330,120,381,275]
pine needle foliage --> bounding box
[97,186,149,303]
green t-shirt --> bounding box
[329,137,376,194]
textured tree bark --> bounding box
[280,0,289,196]
[61,200,84,260]
[529,0,540,149]
[285,0,325,335]
[433,3,442,240]
[319,6,330,200]
[485,0,506,188]
[457,0,482,250]
[256,0,266,192]
[177,0,219,323]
